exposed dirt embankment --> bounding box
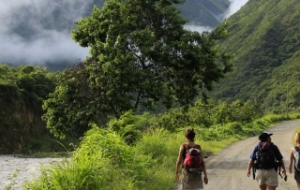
[0,84,47,154]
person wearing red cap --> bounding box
[246,131,287,190]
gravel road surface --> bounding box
[175,119,300,190]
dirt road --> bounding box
[176,119,300,190]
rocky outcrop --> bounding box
[0,84,47,153]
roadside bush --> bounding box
[108,111,150,145]
[225,122,243,135]
[135,128,168,160]
[24,126,175,190]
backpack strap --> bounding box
[182,144,187,155]
[181,144,187,168]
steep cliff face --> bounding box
[0,84,47,153]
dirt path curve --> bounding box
[176,119,300,190]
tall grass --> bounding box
[24,113,300,190]
[25,127,175,190]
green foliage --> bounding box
[0,64,16,85]
[71,0,232,108]
[135,128,169,160]
[25,111,299,190]
[25,127,175,190]
[210,0,300,114]
[149,98,264,131]
[15,65,57,102]
[42,61,124,139]
[44,0,233,139]
[149,108,192,130]
[107,110,151,144]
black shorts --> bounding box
[294,167,300,183]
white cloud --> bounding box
[223,0,249,19]
[184,25,213,33]
[0,31,89,65]
[0,0,92,67]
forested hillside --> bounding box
[210,0,300,113]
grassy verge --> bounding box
[23,113,300,190]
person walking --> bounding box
[289,132,300,189]
[175,128,208,190]
[246,131,287,190]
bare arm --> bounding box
[175,145,184,181]
[289,147,294,174]
[246,159,254,177]
[199,145,208,184]
[279,159,287,176]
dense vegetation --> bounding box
[23,112,300,190]
[210,0,300,114]
[42,0,232,139]
[0,63,71,154]
[0,0,231,153]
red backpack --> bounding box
[182,144,203,173]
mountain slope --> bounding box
[210,0,300,113]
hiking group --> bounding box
[175,129,300,190]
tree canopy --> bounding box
[43,0,232,138]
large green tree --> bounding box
[43,0,232,138]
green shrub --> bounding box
[225,122,243,135]
[24,127,176,190]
